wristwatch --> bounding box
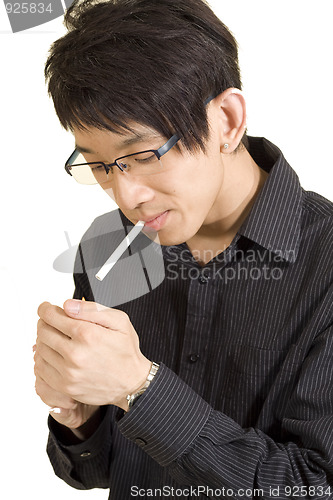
[126,362,160,410]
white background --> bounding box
[0,1,332,498]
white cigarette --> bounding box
[95,220,145,281]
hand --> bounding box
[34,373,99,429]
[34,300,152,412]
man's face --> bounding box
[73,118,225,246]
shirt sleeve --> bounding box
[47,405,113,490]
[117,325,333,499]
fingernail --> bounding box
[66,299,81,315]
[49,407,62,414]
[32,344,36,353]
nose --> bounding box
[103,171,155,210]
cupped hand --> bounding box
[34,300,152,412]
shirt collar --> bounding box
[237,137,303,263]
[134,136,303,266]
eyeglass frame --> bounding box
[64,94,215,180]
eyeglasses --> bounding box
[64,95,215,185]
[65,133,180,185]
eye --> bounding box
[91,164,103,173]
[134,152,156,163]
[91,163,113,174]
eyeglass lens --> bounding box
[69,151,162,185]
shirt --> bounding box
[47,137,333,499]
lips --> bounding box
[141,211,169,231]
[143,212,166,223]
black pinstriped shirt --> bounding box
[47,137,333,499]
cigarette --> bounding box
[95,220,145,281]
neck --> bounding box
[187,147,268,265]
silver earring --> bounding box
[224,144,229,149]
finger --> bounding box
[34,353,64,393]
[35,340,65,374]
[63,299,130,332]
[37,302,78,340]
[35,375,77,410]
[37,319,71,357]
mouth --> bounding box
[140,211,169,231]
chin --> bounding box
[141,213,198,247]
[142,230,176,246]
[155,228,195,247]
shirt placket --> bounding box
[177,267,216,389]
[176,240,241,391]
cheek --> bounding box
[178,157,223,206]
[102,185,116,201]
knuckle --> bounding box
[62,364,80,386]
[35,390,47,404]
[38,302,63,326]
[62,379,77,397]
[36,319,46,339]
[33,356,41,374]
[34,342,42,357]
[35,380,46,399]
[34,375,41,390]
[112,309,129,320]
[58,372,71,394]
[113,309,130,330]
[72,321,89,340]
[37,301,51,319]
[67,348,84,368]
[118,310,129,322]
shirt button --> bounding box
[198,275,209,284]
[189,353,200,363]
[134,438,147,447]
[80,451,91,458]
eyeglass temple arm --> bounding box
[65,149,81,176]
[204,94,215,105]
[158,134,180,157]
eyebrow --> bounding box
[75,145,96,154]
[75,132,160,155]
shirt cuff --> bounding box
[48,405,112,461]
[117,363,212,467]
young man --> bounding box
[34,0,333,498]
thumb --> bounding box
[63,299,128,330]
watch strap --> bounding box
[126,362,160,410]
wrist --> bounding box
[50,406,103,445]
[125,361,160,411]
[70,407,103,440]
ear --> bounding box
[211,88,247,154]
